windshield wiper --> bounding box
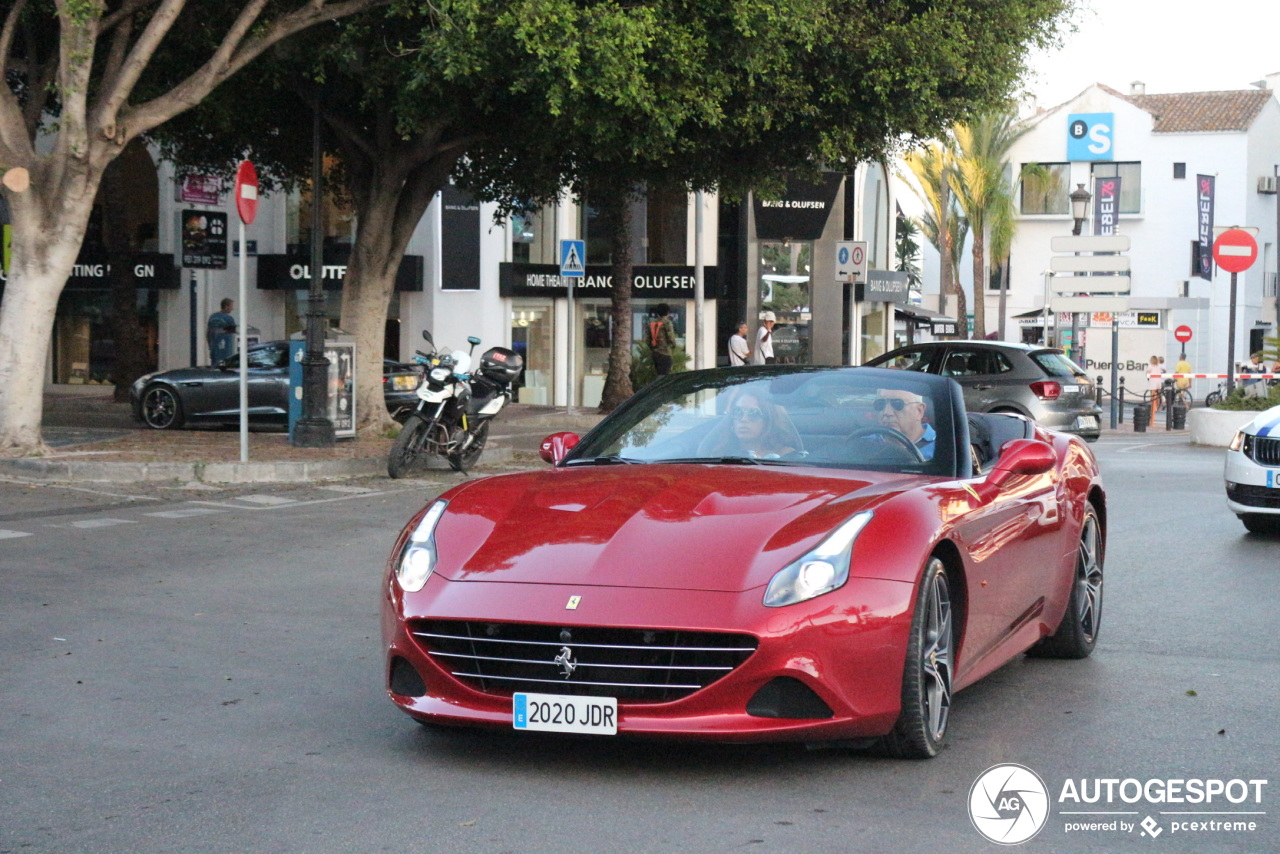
[562,455,645,466]
[657,456,766,465]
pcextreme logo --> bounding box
[968,765,1270,844]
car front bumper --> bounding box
[382,574,916,743]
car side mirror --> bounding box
[985,439,1055,488]
[539,431,580,465]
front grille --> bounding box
[411,619,757,703]
[1226,481,1280,509]
[1245,434,1280,467]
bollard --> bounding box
[1165,384,1175,431]
[1170,402,1187,430]
[1096,376,1104,407]
[1118,376,1126,425]
[1132,399,1149,432]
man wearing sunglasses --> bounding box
[875,389,935,460]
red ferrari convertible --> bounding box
[382,365,1105,758]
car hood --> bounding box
[430,464,917,592]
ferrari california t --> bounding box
[382,365,1106,757]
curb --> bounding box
[0,447,516,484]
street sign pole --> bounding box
[1111,316,1119,429]
[234,160,259,462]
[559,239,586,413]
[1227,271,1238,394]
[1212,228,1259,395]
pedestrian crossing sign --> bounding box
[559,239,585,278]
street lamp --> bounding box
[1070,183,1092,236]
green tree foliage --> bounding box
[950,109,1029,340]
[0,0,387,455]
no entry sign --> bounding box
[235,160,259,225]
[1175,325,1193,343]
[1212,228,1257,274]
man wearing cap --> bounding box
[752,312,776,365]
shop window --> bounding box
[760,241,812,364]
[1091,162,1141,214]
[1020,163,1069,214]
[511,205,556,264]
[285,157,355,252]
[511,302,553,405]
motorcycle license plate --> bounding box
[513,693,617,735]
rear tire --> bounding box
[1241,514,1280,535]
[1028,505,1103,659]
[388,414,429,479]
[879,557,953,759]
[1205,390,1222,407]
[141,385,185,429]
[447,422,489,473]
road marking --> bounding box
[145,508,226,519]
[63,518,138,529]
[234,495,299,506]
[0,529,33,539]
[318,485,376,494]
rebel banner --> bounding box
[1197,174,1215,281]
[1093,176,1121,235]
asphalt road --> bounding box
[1,435,1276,853]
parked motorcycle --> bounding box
[387,331,522,478]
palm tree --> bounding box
[949,109,1030,340]
[901,141,967,330]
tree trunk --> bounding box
[598,191,634,412]
[996,257,1009,341]
[337,148,457,436]
[0,170,101,456]
[971,228,986,339]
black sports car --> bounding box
[129,341,421,429]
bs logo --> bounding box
[1067,113,1114,161]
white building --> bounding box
[911,75,1280,399]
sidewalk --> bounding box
[0,385,605,484]
[3,385,1189,484]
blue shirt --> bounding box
[915,423,937,460]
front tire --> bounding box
[447,421,489,473]
[388,414,430,479]
[880,557,953,759]
[141,385,185,429]
[1028,505,1103,659]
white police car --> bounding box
[1226,404,1280,534]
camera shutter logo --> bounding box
[969,763,1050,845]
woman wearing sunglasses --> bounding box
[699,391,801,460]
[875,388,935,460]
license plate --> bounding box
[513,692,617,735]
[1077,415,1099,430]
[1062,384,1079,393]
[392,375,419,390]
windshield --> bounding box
[567,367,959,476]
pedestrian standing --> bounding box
[1147,355,1162,418]
[752,311,776,365]
[1174,352,1192,395]
[728,322,751,366]
[207,298,237,364]
[648,303,677,376]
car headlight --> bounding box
[396,500,448,592]
[429,367,452,383]
[1229,431,1246,452]
[763,511,873,607]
